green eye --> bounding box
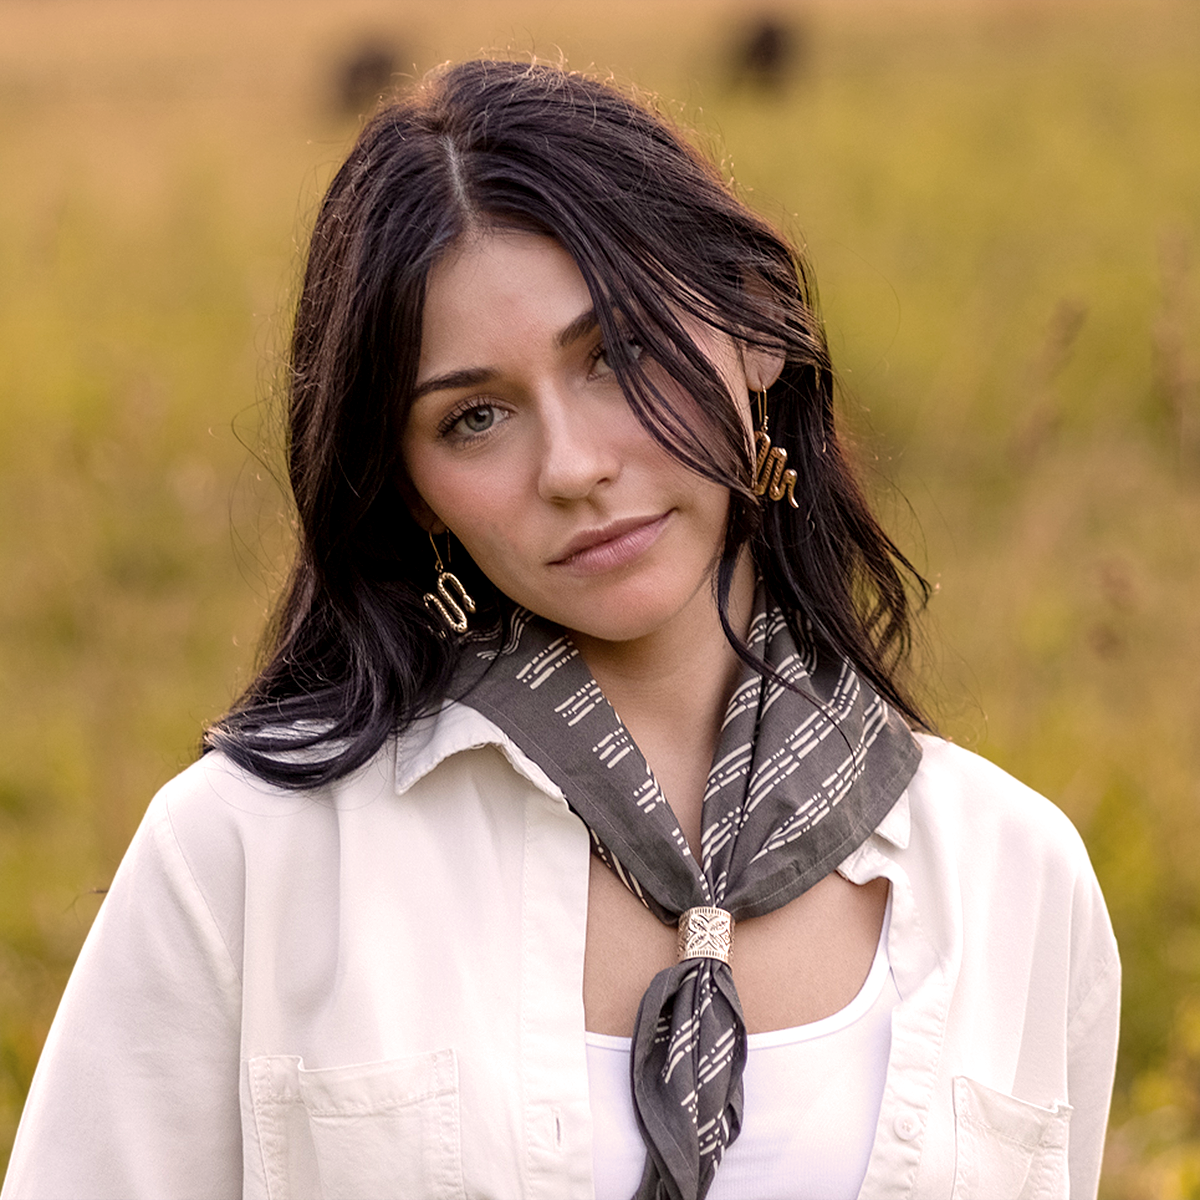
[460,406,495,433]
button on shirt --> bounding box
[1,713,1120,1200]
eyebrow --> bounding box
[556,307,599,348]
[411,308,600,401]
[411,367,495,401]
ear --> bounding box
[396,476,447,535]
[742,340,785,394]
[736,270,787,394]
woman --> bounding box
[2,60,1118,1200]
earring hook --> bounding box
[428,530,446,573]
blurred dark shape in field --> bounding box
[333,37,399,117]
[729,13,806,94]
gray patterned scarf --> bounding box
[454,593,920,1200]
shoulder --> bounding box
[894,735,1118,993]
[146,742,395,850]
[120,744,396,944]
[904,733,1093,875]
[894,735,1115,958]
[143,704,566,887]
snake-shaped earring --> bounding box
[751,387,799,508]
[422,532,476,634]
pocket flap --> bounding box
[952,1077,1072,1200]
[955,1076,1071,1150]
[248,1051,465,1200]
[297,1049,457,1116]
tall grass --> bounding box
[1,0,1197,1192]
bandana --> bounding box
[454,592,920,1200]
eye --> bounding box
[438,402,502,440]
[458,405,496,434]
[592,337,643,377]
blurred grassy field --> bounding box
[1,0,1198,1192]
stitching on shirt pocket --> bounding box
[248,1050,466,1200]
[951,1076,1072,1200]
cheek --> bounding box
[400,445,489,538]
[418,470,531,574]
[696,485,734,552]
[398,432,440,530]
[451,518,518,572]
[397,467,443,534]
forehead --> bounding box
[414,226,751,408]
[417,230,592,372]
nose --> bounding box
[535,390,623,502]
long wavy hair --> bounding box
[206,58,931,786]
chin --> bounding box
[566,620,664,647]
[513,567,717,648]
[551,600,695,648]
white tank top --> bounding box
[585,893,896,1200]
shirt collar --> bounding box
[397,701,912,850]
[870,789,911,849]
[394,700,567,803]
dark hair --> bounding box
[206,58,930,786]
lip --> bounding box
[550,513,671,574]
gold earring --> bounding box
[423,533,476,634]
[752,388,799,508]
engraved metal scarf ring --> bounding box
[455,591,921,1200]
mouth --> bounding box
[550,513,671,574]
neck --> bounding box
[573,553,755,714]
[570,552,757,852]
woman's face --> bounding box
[401,229,758,649]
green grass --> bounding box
[2,0,1199,1192]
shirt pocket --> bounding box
[951,1076,1072,1200]
[248,1049,466,1200]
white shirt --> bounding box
[1,708,1120,1199]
